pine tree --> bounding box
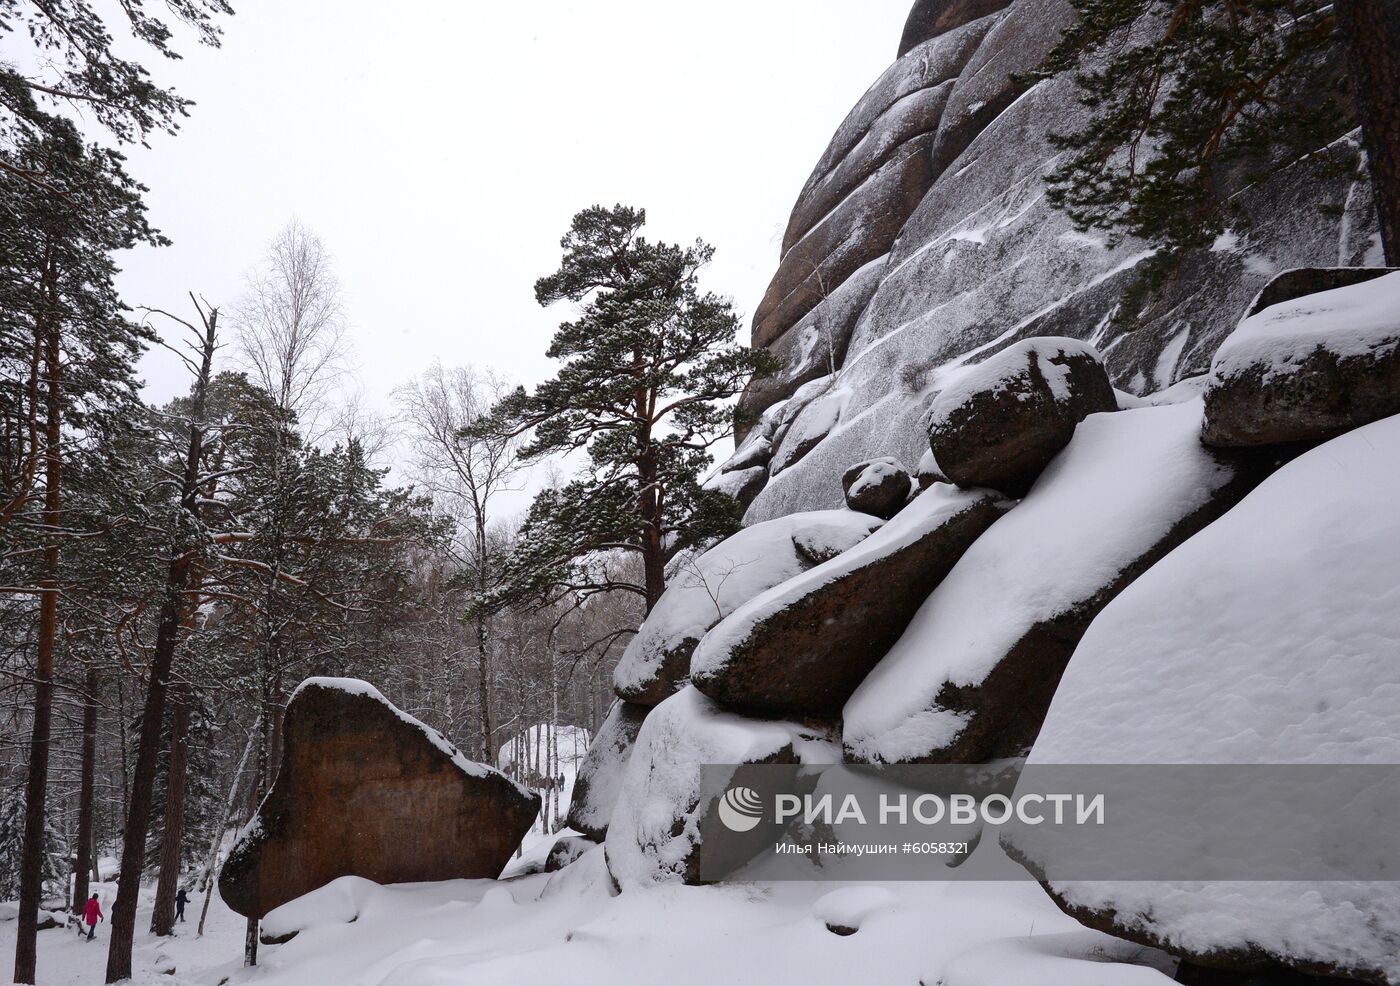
[479,205,777,615]
[0,787,65,902]
[0,0,233,171]
[1035,0,1397,303]
[1,118,162,986]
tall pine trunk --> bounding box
[70,667,99,912]
[14,299,62,986]
[105,558,189,980]
[105,306,217,984]
[1336,0,1400,263]
[151,693,190,935]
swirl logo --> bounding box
[718,786,765,832]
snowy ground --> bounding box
[4,805,1180,986]
[3,842,1177,986]
[0,878,249,986]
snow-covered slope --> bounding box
[1002,413,1400,982]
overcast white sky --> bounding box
[115,0,909,488]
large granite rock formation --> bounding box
[733,0,1379,519]
[219,678,538,919]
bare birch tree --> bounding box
[394,363,524,762]
[233,219,350,441]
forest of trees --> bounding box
[0,4,763,985]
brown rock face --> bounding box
[689,487,1007,718]
[898,0,1017,55]
[1202,269,1400,449]
[754,136,936,350]
[927,338,1117,497]
[565,700,649,841]
[841,458,913,519]
[219,679,538,919]
[752,15,1001,352]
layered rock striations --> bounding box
[733,0,1379,522]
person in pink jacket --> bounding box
[82,893,102,941]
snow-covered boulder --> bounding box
[690,484,1007,718]
[604,687,815,887]
[544,835,594,873]
[841,457,913,519]
[566,700,649,841]
[219,678,538,919]
[1001,413,1400,984]
[844,400,1258,765]
[723,435,772,474]
[913,449,948,489]
[1202,270,1400,448]
[926,337,1117,497]
[1243,265,1397,319]
[613,510,882,705]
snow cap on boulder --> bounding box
[612,510,882,706]
[926,337,1117,497]
[219,677,538,919]
[690,483,1008,718]
[844,400,1257,765]
[1202,269,1400,448]
[1001,413,1400,984]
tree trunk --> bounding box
[14,306,62,986]
[105,570,188,981]
[637,448,665,613]
[106,304,217,985]
[71,667,99,913]
[151,693,190,935]
[1336,0,1400,264]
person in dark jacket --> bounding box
[82,893,102,940]
[175,887,189,922]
